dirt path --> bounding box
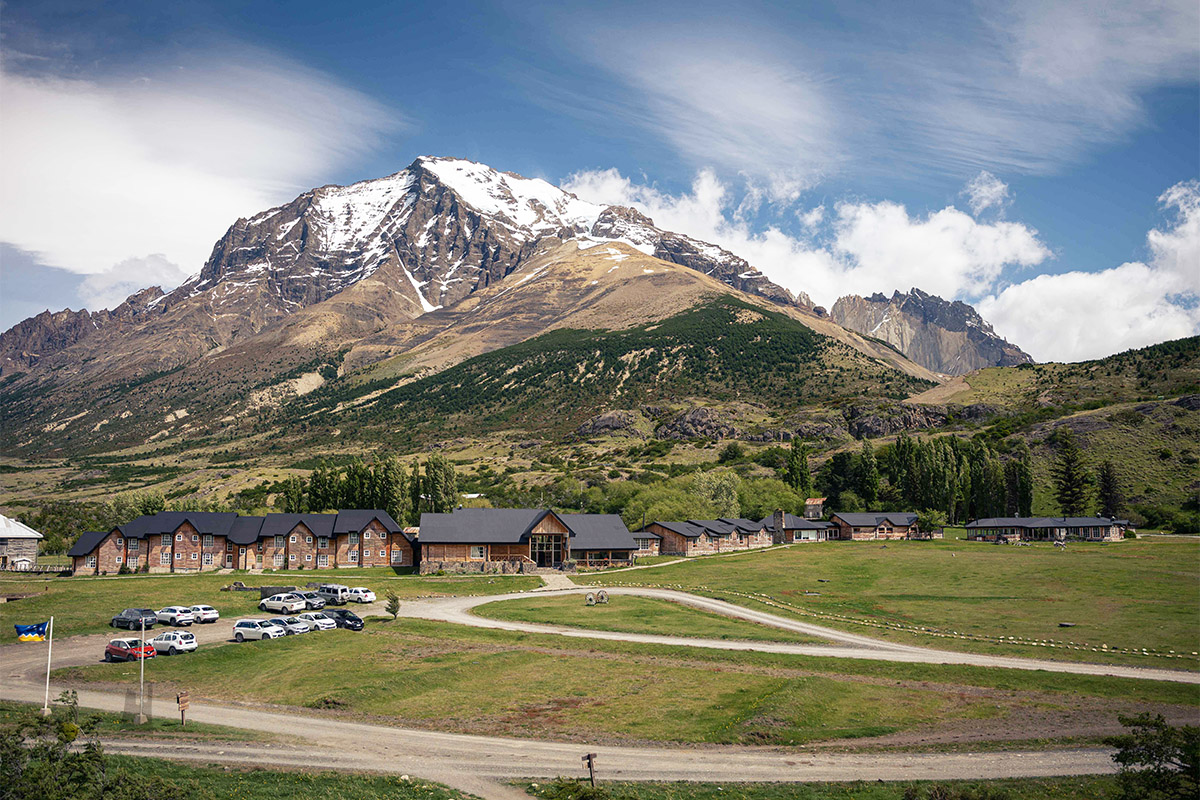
[417,586,1200,684]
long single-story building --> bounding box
[964,517,1128,543]
[828,512,921,540]
[418,508,637,572]
[67,510,413,575]
[643,518,773,557]
[759,510,835,543]
[0,514,43,570]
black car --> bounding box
[323,608,363,631]
[296,591,326,610]
[111,608,157,630]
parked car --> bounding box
[267,616,311,635]
[347,587,376,604]
[189,604,220,623]
[233,619,286,642]
[110,608,157,631]
[315,584,350,605]
[324,608,364,631]
[258,593,306,614]
[157,606,195,626]
[150,630,197,655]
[296,591,326,610]
[104,638,156,662]
[296,611,337,631]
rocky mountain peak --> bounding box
[830,288,1033,375]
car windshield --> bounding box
[180,633,194,640]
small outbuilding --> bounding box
[0,514,44,570]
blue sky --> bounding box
[1,0,1197,360]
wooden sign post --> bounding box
[581,752,597,787]
[176,691,190,728]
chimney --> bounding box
[772,508,786,545]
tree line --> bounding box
[278,454,458,526]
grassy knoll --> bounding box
[0,699,264,742]
[0,571,540,643]
[580,538,1200,670]
[524,776,1120,800]
[55,617,1197,748]
[474,594,825,643]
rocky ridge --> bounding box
[830,288,1034,376]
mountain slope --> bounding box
[831,289,1033,375]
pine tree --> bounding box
[1052,429,1093,516]
[1097,460,1125,520]
[408,460,423,525]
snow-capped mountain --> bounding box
[169,156,805,323]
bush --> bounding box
[529,778,609,800]
[717,442,745,463]
[1105,713,1199,800]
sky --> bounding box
[1,0,1197,362]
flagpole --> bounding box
[41,616,53,716]
[137,616,147,724]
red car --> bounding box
[104,638,156,662]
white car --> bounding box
[233,619,286,641]
[347,587,376,604]
[268,616,311,635]
[150,630,197,655]
[258,593,306,614]
[189,604,220,623]
[296,611,336,631]
[156,606,195,626]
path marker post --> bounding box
[581,752,597,787]
[177,691,189,728]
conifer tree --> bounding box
[1097,460,1125,520]
[408,460,423,524]
[1052,429,1093,516]
[856,441,880,507]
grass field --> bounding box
[474,594,825,643]
[0,699,267,742]
[0,571,541,643]
[54,617,1198,748]
[579,538,1200,669]
[525,776,1121,800]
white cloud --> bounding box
[563,167,1049,307]
[0,47,399,309]
[78,255,190,311]
[962,171,1011,216]
[979,180,1200,361]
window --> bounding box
[202,553,212,566]
[203,534,213,547]
[469,546,486,560]
[161,552,170,565]
[318,554,328,568]
[274,554,284,567]
[305,554,312,562]
[318,537,328,549]
[192,534,199,542]
[128,557,139,569]
[175,552,183,560]
[348,550,358,562]
[379,550,386,558]
[390,550,403,564]
[115,556,122,564]
[128,539,139,551]
[176,533,183,542]
[289,553,296,561]
[161,534,171,546]
[239,547,246,555]
[86,556,96,568]
[227,542,234,551]
[275,536,285,548]
[190,552,198,560]
[290,535,297,543]
[116,538,124,547]
[363,531,371,539]
[349,532,359,543]
[305,535,312,544]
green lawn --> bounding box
[524,776,1120,800]
[579,538,1200,669]
[0,571,541,643]
[0,699,265,742]
[474,594,825,643]
[54,617,1197,748]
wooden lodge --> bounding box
[0,513,43,571]
[964,517,1128,543]
[828,512,921,540]
[759,510,834,543]
[643,518,773,557]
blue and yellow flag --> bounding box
[15,621,49,641]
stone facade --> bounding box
[0,536,39,569]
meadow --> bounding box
[580,538,1200,669]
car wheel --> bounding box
[235,632,244,642]
[168,647,178,655]
[104,652,112,662]
[258,603,266,611]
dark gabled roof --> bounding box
[832,512,919,527]
[559,514,636,552]
[650,520,708,539]
[418,508,566,544]
[227,516,265,545]
[262,513,337,538]
[114,515,159,538]
[632,528,662,539]
[334,509,403,535]
[122,511,240,539]
[965,516,1121,529]
[758,513,832,531]
[68,530,109,557]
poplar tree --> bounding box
[783,439,813,496]
[1052,429,1093,516]
[408,460,423,524]
[856,441,880,507]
